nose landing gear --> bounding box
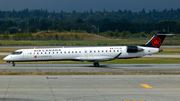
[6,61,15,66]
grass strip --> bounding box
[0,40,145,46]
[0,39,175,46]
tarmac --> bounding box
[1,64,180,73]
[1,45,180,101]
[0,63,180,101]
[0,75,180,101]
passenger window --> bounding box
[72,51,74,53]
[98,51,100,52]
[79,51,81,53]
[75,51,77,53]
[49,52,50,54]
[117,50,119,52]
[102,50,104,52]
[114,50,115,52]
[94,51,96,53]
[110,50,111,52]
[57,52,58,54]
[64,51,66,53]
[68,51,70,53]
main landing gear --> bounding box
[93,62,99,67]
[12,62,15,67]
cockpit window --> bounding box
[11,51,22,55]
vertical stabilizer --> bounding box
[141,32,174,48]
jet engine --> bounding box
[127,46,143,53]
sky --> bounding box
[0,0,180,12]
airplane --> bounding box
[3,32,174,67]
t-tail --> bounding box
[141,32,174,48]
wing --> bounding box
[76,53,121,62]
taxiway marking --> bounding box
[141,84,153,88]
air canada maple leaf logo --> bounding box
[151,37,162,47]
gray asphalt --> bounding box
[1,64,180,101]
[0,75,180,101]
[1,64,180,73]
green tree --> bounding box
[36,34,41,39]
[114,30,119,37]
[0,23,9,32]
[106,30,114,37]
[76,18,84,23]
[8,27,19,34]
[55,34,59,40]
[29,25,37,33]
[20,21,26,29]
[3,31,10,39]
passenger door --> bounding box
[23,49,28,60]
[89,50,93,58]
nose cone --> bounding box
[3,56,8,61]
[3,56,11,61]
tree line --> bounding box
[0,8,180,35]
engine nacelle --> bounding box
[127,46,143,53]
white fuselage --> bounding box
[3,46,159,62]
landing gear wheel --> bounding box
[12,62,15,67]
[93,62,99,67]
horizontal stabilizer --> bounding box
[156,33,175,36]
[156,32,175,36]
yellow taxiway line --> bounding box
[141,84,153,88]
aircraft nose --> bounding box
[3,56,8,61]
[3,56,11,61]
